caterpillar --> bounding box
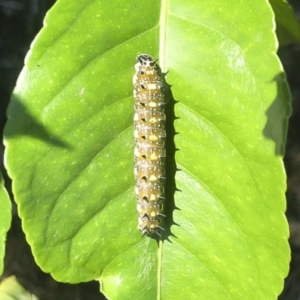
[133,54,166,237]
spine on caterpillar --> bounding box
[133,54,166,237]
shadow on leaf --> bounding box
[263,72,291,156]
[4,95,72,149]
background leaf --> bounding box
[4,0,290,299]
[0,276,38,300]
[270,0,300,46]
[0,171,11,276]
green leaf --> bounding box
[0,171,11,276]
[4,0,290,299]
[270,0,300,46]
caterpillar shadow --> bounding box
[163,82,180,242]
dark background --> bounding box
[0,0,299,299]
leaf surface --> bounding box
[4,0,290,299]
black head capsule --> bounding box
[137,54,158,67]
